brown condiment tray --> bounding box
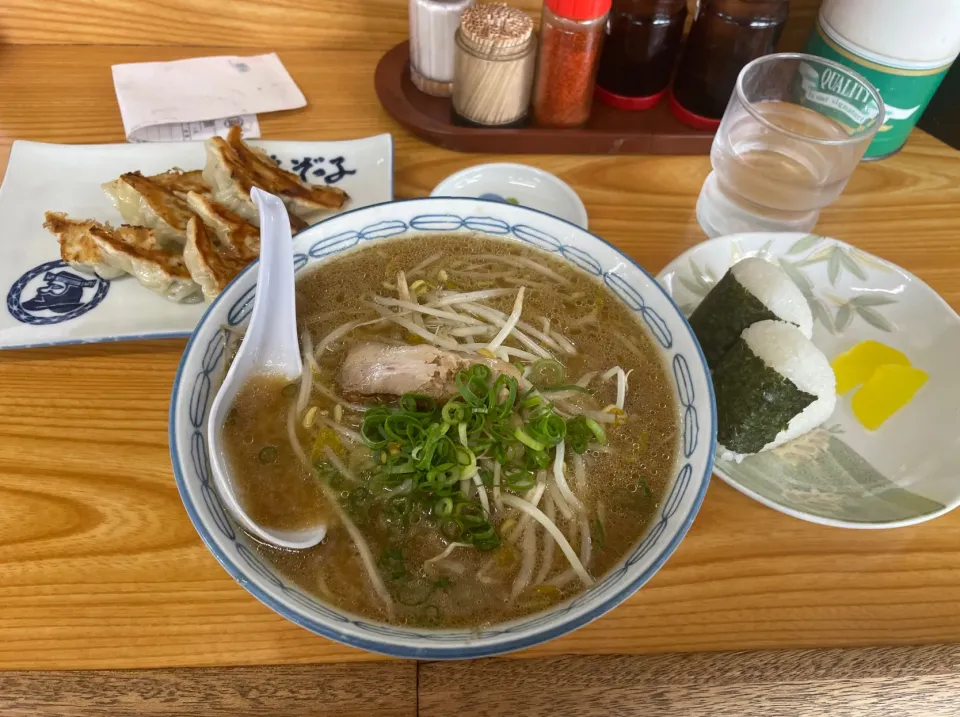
[375,41,716,155]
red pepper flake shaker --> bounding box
[531,0,612,128]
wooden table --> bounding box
[1,35,960,707]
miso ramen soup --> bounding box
[222,234,678,628]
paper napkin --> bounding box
[111,53,307,142]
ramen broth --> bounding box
[223,234,678,628]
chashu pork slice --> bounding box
[88,223,201,303]
[183,216,251,301]
[338,342,520,400]
[203,125,346,228]
[102,171,196,245]
[43,212,126,280]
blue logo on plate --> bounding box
[7,260,110,325]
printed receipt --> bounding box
[111,53,306,143]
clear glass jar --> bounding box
[531,0,611,128]
[670,0,791,128]
[409,0,475,97]
[595,0,687,109]
[453,26,537,126]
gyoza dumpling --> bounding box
[183,217,250,301]
[184,191,259,261]
[102,171,196,245]
[147,168,210,199]
[225,126,348,222]
[202,125,345,228]
[43,212,127,280]
[202,135,306,233]
[88,222,201,303]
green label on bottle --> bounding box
[805,19,953,159]
[789,57,882,135]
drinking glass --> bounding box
[697,52,884,237]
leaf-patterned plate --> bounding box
[658,232,960,528]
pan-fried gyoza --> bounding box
[43,130,351,303]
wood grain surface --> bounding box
[0,645,957,716]
[419,645,960,716]
[0,663,416,716]
[0,0,820,51]
[0,40,959,670]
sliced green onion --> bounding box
[632,476,652,499]
[540,384,591,394]
[514,428,545,452]
[585,417,607,444]
[257,445,279,464]
[399,393,436,415]
[529,358,565,387]
[521,394,544,410]
[524,449,550,470]
[387,495,412,517]
[505,469,535,491]
[442,399,468,424]
[440,518,463,540]
[565,415,601,453]
[526,413,567,446]
[470,364,492,382]
[434,497,454,517]
[347,487,373,512]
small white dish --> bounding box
[0,135,394,351]
[431,163,588,229]
[658,232,960,529]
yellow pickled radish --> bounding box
[831,340,911,394]
[851,364,928,431]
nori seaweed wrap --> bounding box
[714,320,836,462]
[689,257,813,370]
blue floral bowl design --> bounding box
[168,197,716,659]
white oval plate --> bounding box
[431,163,588,229]
[0,135,394,351]
[658,232,960,529]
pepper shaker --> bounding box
[531,0,612,128]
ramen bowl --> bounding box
[168,197,716,658]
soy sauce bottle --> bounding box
[595,0,688,110]
[670,0,790,129]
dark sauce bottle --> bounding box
[595,0,688,109]
[670,0,790,129]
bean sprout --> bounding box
[500,494,593,587]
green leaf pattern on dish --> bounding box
[719,430,943,523]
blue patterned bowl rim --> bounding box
[168,197,717,659]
